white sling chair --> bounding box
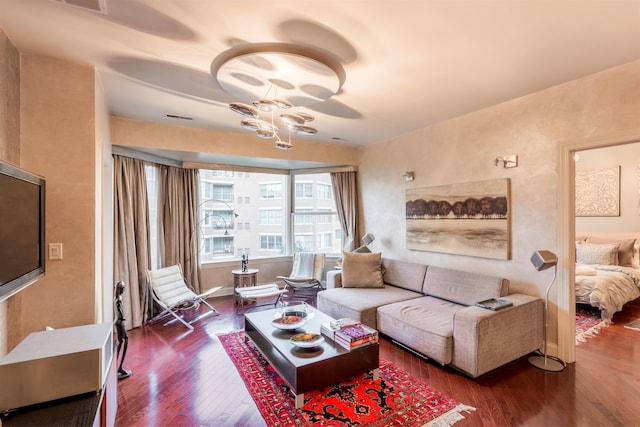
[277,252,325,296]
[235,283,288,310]
[147,264,222,330]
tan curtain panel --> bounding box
[113,155,152,329]
[158,166,201,292]
[331,171,359,251]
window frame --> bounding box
[195,168,346,263]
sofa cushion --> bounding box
[422,266,508,306]
[377,296,463,365]
[381,258,427,293]
[317,286,421,329]
[341,252,384,288]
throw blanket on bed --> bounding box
[576,265,597,276]
[575,264,640,322]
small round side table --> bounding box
[232,268,259,305]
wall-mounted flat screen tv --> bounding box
[0,160,45,302]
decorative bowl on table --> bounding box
[271,314,307,330]
[290,332,324,348]
[271,304,314,330]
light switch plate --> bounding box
[49,243,63,260]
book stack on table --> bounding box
[321,319,378,350]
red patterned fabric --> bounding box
[219,331,469,426]
[576,306,607,344]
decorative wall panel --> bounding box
[575,166,620,217]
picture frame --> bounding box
[406,178,511,260]
[575,166,620,217]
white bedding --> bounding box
[575,264,640,322]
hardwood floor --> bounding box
[115,295,640,426]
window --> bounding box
[212,236,234,255]
[260,182,282,199]
[193,169,341,262]
[294,233,314,252]
[291,173,340,253]
[203,209,234,230]
[260,208,282,225]
[294,208,313,225]
[317,183,331,200]
[260,234,283,251]
[145,164,159,270]
[212,170,234,177]
[317,208,332,224]
[198,170,287,261]
[295,182,313,198]
[201,236,233,255]
[202,181,212,199]
[213,184,233,202]
[317,232,333,249]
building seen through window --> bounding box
[197,170,341,263]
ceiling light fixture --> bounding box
[228,85,317,150]
[211,44,344,150]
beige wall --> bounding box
[0,28,21,356]
[110,116,359,167]
[0,30,111,356]
[359,60,640,353]
[2,54,100,353]
[0,29,19,162]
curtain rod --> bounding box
[112,146,182,168]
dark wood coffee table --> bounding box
[244,305,379,408]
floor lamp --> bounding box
[529,250,566,372]
[353,233,375,253]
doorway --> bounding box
[557,129,640,363]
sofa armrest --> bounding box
[326,269,343,289]
[452,293,543,378]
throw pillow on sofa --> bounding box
[341,251,384,288]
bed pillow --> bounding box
[576,242,619,265]
[341,251,384,288]
[633,243,640,269]
[587,237,636,267]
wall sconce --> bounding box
[494,155,518,169]
[403,171,414,181]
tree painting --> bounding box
[406,178,511,260]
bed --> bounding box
[575,232,640,323]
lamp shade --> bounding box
[530,250,557,271]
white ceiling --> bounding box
[1,0,639,167]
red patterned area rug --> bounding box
[219,331,474,427]
[576,306,607,344]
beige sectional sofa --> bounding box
[317,257,543,378]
